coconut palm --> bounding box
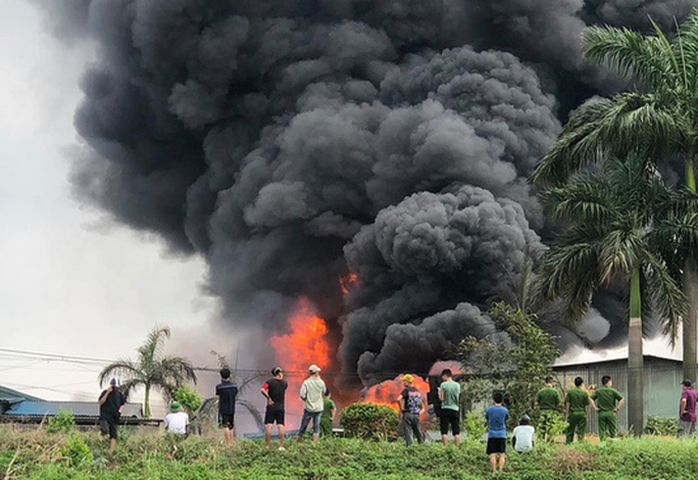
[98,326,197,418]
[531,11,698,382]
[534,153,698,435]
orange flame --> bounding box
[270,298,331,427]
[339,272,359,294]
[361,374,430,413]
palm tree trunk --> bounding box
[144,384,151,419]
[628,268,644,437]
[684,157,697,384]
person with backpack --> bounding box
[396,374,424,446]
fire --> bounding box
[270,298,331,427]
[361,374,430,413]
[339,272,359,294]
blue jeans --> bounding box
[298,409,322,436]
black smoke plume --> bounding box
[35,0,698,385]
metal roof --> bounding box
[4,401,143,418]
[0,385,44,403]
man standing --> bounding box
[485,391,509,473]
[535,376,561,441]
[591,375,624,441]
[98,378,125,450]
[438,369,461,447]
[678,379,698,438]
[164,401,189,436]
[320,389,336,437]
[297,364,326,442]
[396,374,424,446]
[261,367,288,450]
[216,368,238,446]
[565,377,591,443]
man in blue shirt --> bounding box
[485,391,509,473]
[216,368,238,446]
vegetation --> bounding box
[98,326,197,418]
[172,384,202,414]
[530,9,698,387]
[340,403,400,441]
[644,416,678,437]
[458,302,560,430]
[4,425,698,479]
[45,407,75,435]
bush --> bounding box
[46,407,75,435]
[463,411,487,441]
[644,416,677,436]
[173,384,203,413]
[59,434,92,467]
[340,402,399,440]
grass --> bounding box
[2,425,698,479]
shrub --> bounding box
[340,402,399,440]
[644,416,677,436]
[463,411,487,441]
[59,434,93,467]
[172,384,203,413]
[46,407,75,435]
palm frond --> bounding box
[98,360,142,387]
[236,399,264,433]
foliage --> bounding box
[537,410,567,442]
[458,302,560,429]
[45,407,75,435]
[58,434,93,467]
[172,384,203,413]
[340,402,400,441]
[98,326,197,417]
[462,410,487,441]
[644,415,678,436]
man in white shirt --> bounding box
[512,414,535,453]
[297,364,326,442]
[165,401,189,436]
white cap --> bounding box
[308,364,321,373]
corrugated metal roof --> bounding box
[5,401,143,418]
[0,385,44,402]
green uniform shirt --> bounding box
[322,397,336,420]
[439,380,461,411]
[591,386,623,412]
[565,387,590,413]
[536,386,561,410]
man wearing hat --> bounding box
[98,378,125,450]
[297,364,326,442]
[164,401,189,436]
[261,367,288,449]
[678,379,698,438]
[396,374,424,446]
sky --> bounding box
[0,0,225,415]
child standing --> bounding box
[512,415,535,453]
[485,391,509,473]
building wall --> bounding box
[554,358,683,434]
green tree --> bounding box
[98,326,197,418]
[530,12,698,383]
[458,302,560,430]
[533,154,698,435]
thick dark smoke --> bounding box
[36,0,698,385]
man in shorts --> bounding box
[678,379,698,438]
[98,378,125,450]
[261,366,288,449]
[486,391,509,472]
[591,375,624,441]
[216,368,238,446]
[297,364,326,442]
[438,369,461,447]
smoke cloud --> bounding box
[34,0,697,385]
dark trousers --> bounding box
[597,411,617,440]
[403,412,423,446]
[566,411,586,443]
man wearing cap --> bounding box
[216,368,238,446]
[261,367,288,449]
[164,401,189,436]
[396,374,424,446]
[297,364,326,442]
[98,378,125,450]
[591,375,624,441]
[678,379,698,438]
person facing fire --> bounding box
[320,389,336,437]
[565,376,591,444]
[591,375,624,441]
[297,364,326,442]
[216,368,238,446]
[438,369,461,447]
[261,366,288,450]
[397,374,424,446]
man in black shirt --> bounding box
[216,368,238,446]
[261,366,288,450]
[98,378,125,450]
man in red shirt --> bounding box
[678,379,698,438]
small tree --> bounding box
[172,384,202,414]
[457,302,560,428]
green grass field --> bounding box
[2,426,698,479]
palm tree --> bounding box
[98,326,197,418]
[534,153,698,435]
[530,11,698,382]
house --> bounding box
[553,354,685,434]
[0,384,161,426]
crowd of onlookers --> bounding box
[96,367,698,474]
